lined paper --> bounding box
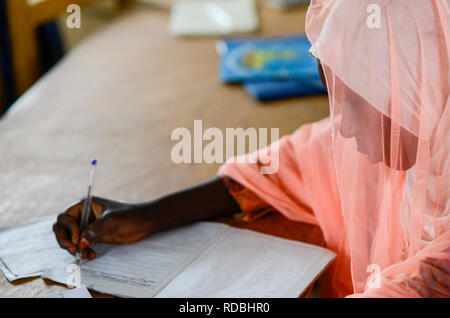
[44,222,229,297]
[0,217,335,298]
[156,227,336,297]
[0,216,72,280]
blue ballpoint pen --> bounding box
[74,159,97,265]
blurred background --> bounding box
[0,0,324,114]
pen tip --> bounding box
[91,159,97,166]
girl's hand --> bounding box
[53,197,151,259]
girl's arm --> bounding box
[53,176,241,259]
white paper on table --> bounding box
[0,216,336,298]
[155,227,336,297]
[0,216,73,280]
[43,221,229,297]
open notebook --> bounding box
[0,216,335,297]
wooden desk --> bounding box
[0,3,329,297]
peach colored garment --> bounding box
[218,117,353,297]
[218,0,449,297]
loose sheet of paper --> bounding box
[156,227,336,298]
[0,216,72,281]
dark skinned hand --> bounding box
[53,177,241,261]
[53,196,152,260]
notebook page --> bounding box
[156,227,336,298]
[43,222,229,297]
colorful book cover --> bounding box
[217,34,320,82]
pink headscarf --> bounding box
[219,0,449,297]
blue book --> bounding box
[243,79,327,101]
[217,34,319,82]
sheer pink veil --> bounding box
[306,0,449,295]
